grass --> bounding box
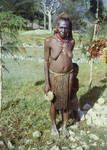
[1,29,107,150]
[19,30,51,45]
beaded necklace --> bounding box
[55,33,70,45]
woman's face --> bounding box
[57,19,71,39]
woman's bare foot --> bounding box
[51,125,59,137]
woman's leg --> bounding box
[62,110,69,137]
[50,103,59,136]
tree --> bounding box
[40,0,60,32]
[59,0,88,30]
[0,0,42,28]
[0,11,25,69]
[88,0,103,88]
[15,0,41,28]
[40,0,47,29]
[89,0,104,19]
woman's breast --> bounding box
[57,51,72,65]
[50,52,73,73]
[62,47,73,58]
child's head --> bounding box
[73,63,79,76]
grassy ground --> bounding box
[1,30,107,150]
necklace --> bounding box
[55,33,70,44]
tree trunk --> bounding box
[48,11,52,32]
[0,30,2,112]
[84,0,88,9]
[44,4,46,30]
[89,59,93,89]
[89,23,97,88]
[44,13,46,30]
[88,0,99,89]
[31,21,34,29]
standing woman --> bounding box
[44,13,75,137]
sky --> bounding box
[103,0,107,6]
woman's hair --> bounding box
[54,12,73,39]
[55,12,72,27]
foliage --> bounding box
[0,0,43,26]
[58,0,87,29]
[0,0,106,31]
[87,39,105,58]
[89,0,104,19]
[0,11,25,53]
[41,0,60,14]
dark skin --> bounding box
[105,41,107,47]
[44,19,75,136]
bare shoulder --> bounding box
[45,36,54,44]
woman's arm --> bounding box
[71,39,75,51]
[44,38,51,94]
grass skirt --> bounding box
[49,69,74,110]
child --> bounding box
[70,63,80,122]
